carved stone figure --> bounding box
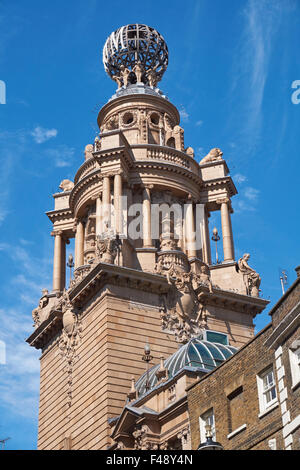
[120,65,131,87]
[94,135,101,151]
[200,147,223,164]
[238,253,261,297]
[185,147,194,158]
[59,179,74,192]
[112,74,122,89]
[95,235,119,264]
[146,68,158,87]
[133,61,144,83]
[193,265,213,293]
[32,289,50,328]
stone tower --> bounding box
[27,24,268,450]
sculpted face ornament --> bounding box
[103,24,168,88]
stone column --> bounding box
[114,172,122,234]
[202,208,212,265]
[95,195,102,236]
[52,230,63,292]
[61,238,66,291]
[143,186,152,248]
[75,219,85,268]
[185,197,196,258]
[102,175,111,230]
[218,198,234,262]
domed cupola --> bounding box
[135,336,237,397]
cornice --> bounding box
[26,310,63,350]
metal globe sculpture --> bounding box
[102,24,168,88]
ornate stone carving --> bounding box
[94,135,101,151]
[120,65,131,87]
[177,427,191,450]
[32,288,49,328]
[95,234,120,264]
[132,425,147,450]
[133,61,144,83]
[59,179,74,192]
[57,289,82,408]
[238,253,261,297]
[200,147,223,164]
[103,114,119,131]
[69,265,91,289]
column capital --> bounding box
[216,197,230,205]
[51,230,63,237]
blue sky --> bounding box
[0,0,299,450]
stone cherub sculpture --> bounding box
[200,148,223,165]
[238,253,261,297]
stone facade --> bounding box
[26,24,271,450]
[187,269,300,450]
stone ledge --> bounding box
[227,423,247,440]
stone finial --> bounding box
[185,147,194,158]
[295,265,300,278]
[200,148,223,165]
[127,376,137,401]
[84,144,94,160]
[59,179,74,192]
[155,356,167,382]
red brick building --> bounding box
[187,266,300,450]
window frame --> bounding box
[199,408,215,444]
[257,366,278,414]
[289,345,300,389]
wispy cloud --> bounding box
[0,241,52,421]
[44,145,75,167]
[233,173,247,184]
[229,0,284,152]
[31,126,58,144]
[179,106,189,122]
[195,120,203,127]
[244,186,260,201]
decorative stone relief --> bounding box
[237,253,261,297]
[69,265,91,289]
[177,427,191,450]
[95,233,121,264]
[57,289,82,408]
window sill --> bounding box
[258,401,279,419]
[227,424,247,440]
[291,380,300,391]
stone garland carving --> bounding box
[57,289,82,408]
[200,147,223,164]
[237,253,261,297]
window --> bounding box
[199,409,215,444]
[204,330,228,346]
[289,342,300,388]
[227,386,245,434]
[257,367,277,414]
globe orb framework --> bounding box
[102,24,168,88]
